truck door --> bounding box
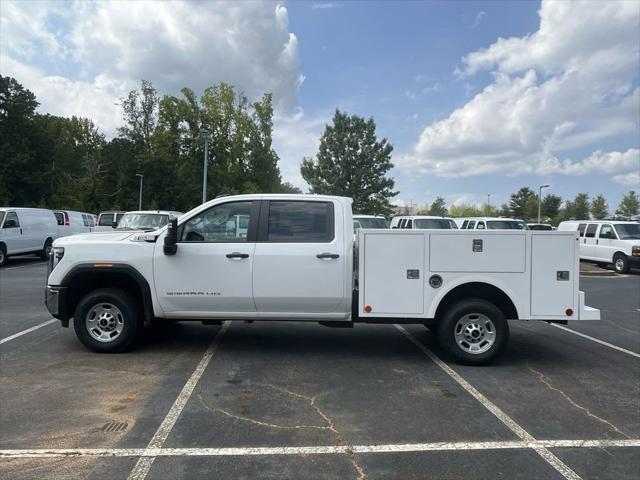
[596,224,616,263]
[582,224,598,259]
[153,200,258,316]
[1,211,23,254]
[252,200,346,315]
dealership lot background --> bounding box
[1,258,638,480]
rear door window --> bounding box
[405,219,413,229]
[468,220,476,229]
[54,212,64,226]
[476,221,486,230]
[98,214,113,226]
[82,214,90,227]
[3,212,20,228]
[585,224,598,238]
[577,224,586,237]
[266,201,333,242]
[461,220,468,229]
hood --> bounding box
[53,231,136,246]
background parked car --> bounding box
[0,207,58,266]
[558,220,640,273]
[392,215,458,229]
[95,211,126,231]
[353,214,388,231]
[54,210,97,236]
[115,211,184,231]
[527,223,555,231]
[456,217,528,230]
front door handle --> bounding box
[317,253,339,259]
[226,252,249,259]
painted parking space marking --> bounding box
[551,324,640,359]
[0,319,57,345]
[394,325,582,480]
[2,439,638,458]
[127,321,230,480]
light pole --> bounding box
[538,184,550,224]
[487,194,491,207]
[200,128,212,204]
[135,174,144,210]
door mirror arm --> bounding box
[164,217,178,255]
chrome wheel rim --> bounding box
[454,313,496,354]
[86,303,124,342]
[615,258,624,271]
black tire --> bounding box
[73,288,140,353]
[613,253,629,274]
[40,238,53,260]
[0,244,7,267]
[437,298,509,365]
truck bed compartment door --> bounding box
[362,233,425,315]
[531,234,576,316]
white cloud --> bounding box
[1,1,303,135]
[471,11,487,29]
[272,109,330,190]
[400,0,640,184]
[612,171,640,187]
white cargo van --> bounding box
[392,215,458,230]
[457,217,528,230]
[557,220,640,273]
[353,215,387,230]
[0,208,58,266]
[54,210,97,236]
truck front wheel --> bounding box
[437,298,509,365]
[613,253,629,274]
[73,288,140,353]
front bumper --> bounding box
[45,286,71,323]
[628,254,640,265]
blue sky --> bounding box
[1,0,638,212]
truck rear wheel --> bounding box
[40,238,52,260]
[437,298,509,365]
[73,288,140,353]
[0,244,7,267]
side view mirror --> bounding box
[111,220,118,229]
[164,217,178,255]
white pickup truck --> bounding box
[45,194,599,365]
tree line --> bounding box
[0,77,300,213]
[408,188,639,224]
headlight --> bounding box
[632,246,640,256]
[50,247,65,271]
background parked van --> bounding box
[95,211,126,231]
[0,208,58,266]
[54,210,96,236]
[558,220,640,273]
[457,217,528,230]
[392,215,458,229]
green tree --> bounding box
[301,109,397,215]
[616,190,639,218]
[509,187,536,219]
[449,203,481,217]
[541,194,562,221]
[573,193,590,219]
[523,195,539,221]
[590,194,609,220]
[429,196,447,216]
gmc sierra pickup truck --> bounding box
[45,194,599,365]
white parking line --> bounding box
[2,439,638,458]
[551,324,640,359]
[127,321,230,480]
[0,319,57,345]
[394,325,582,480]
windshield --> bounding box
[355,218,387,228]
[116,213,169,231]
[486,220,527,230]
[614,223,640,240]
[414,219,457,229]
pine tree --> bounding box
[616,191,639,218]
[429,197,447,216]
[590,194,609,220]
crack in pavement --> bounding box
[528,366,631,439]
[197,382,366,480]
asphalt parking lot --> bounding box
[1,258,638,480]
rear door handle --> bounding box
[317,253,339,259]
[226,252,249,259]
